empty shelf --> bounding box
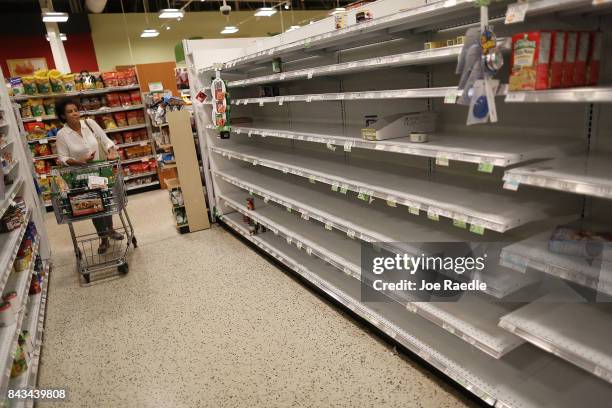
[504,153,612,200]
[499,299,612,384]
[211,141,576,232]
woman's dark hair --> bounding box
[55,98,80,123]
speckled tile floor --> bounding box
[37,189,476,408]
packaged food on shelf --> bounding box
[29,274,42,295]
[561,32,578,88]
[99,113,117,130]
[19,100,32,118]
[62,73,76,92]
[509,31,552,91]
[355,10,373,23]
[30,99,45,117]
[126,111,139,126]
[111,134,124,145]
[34,72,52,94]
[102,71,118,87]
[136,110,145,124]
[3,292,18,311]
[122,131,133,143]
[550,32,566,89]
[9,77,25,96]
[587,32,602,86]
[80,71,96,90]
[0,302,15,327]
[10,345,28,378]
[549,221,612,262]
[89,96,102,110]
[0,203,24,233]
[119,92,132,106]
[130,91,142,105]
[22,76,37,95]
[114,112,128,127]
[43,98,56,116]
[49,69,64,93]
[106,92,121,108]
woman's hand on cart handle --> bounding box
[106,148,119,160]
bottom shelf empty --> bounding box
[220,211,612,408]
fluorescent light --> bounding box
[331,7,346,15]
[45,33,67,41]
[221,26,239,34]
[254,7,277,17]
[287,25,300,32]
[140,29,160,38]
[42,11,69,22]
[159,8,184,19]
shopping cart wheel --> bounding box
[132,236,138,248]
[118,262,129,274]
[84,273,90,284]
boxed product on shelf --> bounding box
[587,31,602,86]
[562,32,578,88]
[550,32,566,89]
[9,77,25,96]
[574,32,590,86]
[361,112,436,141]
[509,31,552,91]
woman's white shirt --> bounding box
[56,119,115,165]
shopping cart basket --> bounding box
[50,159,137,283]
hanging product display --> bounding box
[211,72,231,139]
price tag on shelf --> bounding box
[296,241,303,250]
[478,160,494,173]
[326,142,336,152]
[278,98,284,106]
[347,230,356,239]
[324,222,333,231]
[280,73,286,80]
[340,184,349,194]
[306,247,313,256]
[40,174,47,180]
[357,192,369,202]
[140,141,148,146]
[271,227,279,235]
[248,130,253,137]
[36,117,43,122]
[306,96,314,103]
[442,323,456,334]
[249,189,254,196]
[282,168,288,174]
[259,101,264,107]
[453,216,467,229]
[505,1,529,24]
[444,88,458,104]
[408,206,420,216]
[38,139,48,144]
[286,206,292,213]
[268,49,274,56]
[308,175,316,184]
[375,144,386,151]
[307,71,314,79]
[252,159,258,166]
[503,178,520,191]
[263,196,270,203]
[469,224,485,235]
[141,158,148,163]
[386,197,397,207]
[343,141,353,152]
[286,236,293,245]
[301,212,309,221]
[505,92,526,102]
[236,129,242,134]
[427,209,440,222]
[331,182,340,192]
[436,154,449,166]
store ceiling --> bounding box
[0,0,365,14]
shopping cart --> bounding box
[50,160,137,283]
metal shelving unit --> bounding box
[186,0,612,404]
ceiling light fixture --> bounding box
[159,8,184,19]
[254,7,277,17]
[221,26,239,34]
[330,7,346,15]
[140,29,160,38]
[42,11,69,22]
[45,33,67,41]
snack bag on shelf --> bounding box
[25,122,45,140]
[62,73,76,91]
[43,98,56,116]
[9,77,25,96]
[126,111,139,126]
[89,96,102,110]
[34,72,52,94]
[30,99,45,117]
[100,114,117,130]
[122,68,138,85]
[102,72,117,87]
[130,91,142,105]
[123,131,134,143]
[74,73,83,91]
[80,71,96,90]
[111,134,123,145]
[136,111,145,124]
[113,112,128,127]
[115,71,127,86]
[20,101,33,118]
[119,92,132,106]
[95,73,105,89]
[48,70,64,93]
[509,31,552,91]
[34,160,47,174]
[106,93,121,108]
[22,76,37,95]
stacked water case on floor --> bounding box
[185,1,612,406]
[0,67,52,406]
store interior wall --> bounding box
[89,10,325,71]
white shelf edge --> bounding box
[105,124,147,134]
[121,155,155,165]
[116,140,151,149]
[126,181,159,191]
[124,171,158,181]
[10,85,141,102]
[505,87,612,104]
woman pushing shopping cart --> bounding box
[50,98,137,283]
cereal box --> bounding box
[509,32,552,91]
[562,32,578,87]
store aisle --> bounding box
[38,189,475,408]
